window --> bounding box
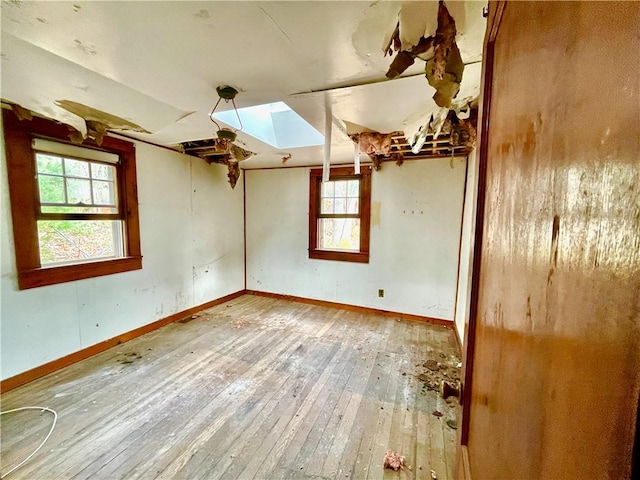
[3,109,142,289]
[309,166,371,263]
[212,101,324,149]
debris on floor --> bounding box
[116,352,143,365]
[431,469,438,479]
[415,351,461,392]
[233,320,250,329]
[441,381,461,400]
[424,359,440,371]
[446,419,458,430]
[432,410,443,417]
[383,450,405,471]
[178,314,201,324]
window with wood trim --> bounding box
[309,166,371,263]
[2,109,142,289]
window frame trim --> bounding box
[2,109,142,290]
[308,166,371,263]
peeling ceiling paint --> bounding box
[55,100,151,133]
[0,1,486,168]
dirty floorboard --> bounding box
[1,294,461,480]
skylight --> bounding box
[212,101,324,149]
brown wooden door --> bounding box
[457,2,640,479]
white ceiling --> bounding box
[1,1,486,168]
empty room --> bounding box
[1,1,638,479]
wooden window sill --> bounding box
[309,250,369,263]
[18,256,143,290]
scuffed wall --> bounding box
[245,159,466,320]
[0,134,245,380]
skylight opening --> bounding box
[212,101,324,149]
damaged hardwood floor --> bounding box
[0,294,461,480]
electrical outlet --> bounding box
[378,289,384,298]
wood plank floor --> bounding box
[1,294,461,480]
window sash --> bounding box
[317,217,361,252]
[319,177,361,216]
[37,219,125,266]
[34,151,122,220]
[36,212,123,221]
[316,175,362,218]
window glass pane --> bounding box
[38,175,65,203]
[319,218,360,251]
[321,198,334,214]
[321,181,334,197]
[64,158,90,178]
[347,179,359,197]
[36,154,63,174]
[334,180,347,197]
[67,178,92,204]
[334,198,346,214]
[37,220,124,265]
[91,163,115,181]
[93,180,117,206]
[347,198,359,214]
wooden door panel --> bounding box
[463,2,640,478]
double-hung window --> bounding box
[34,139,124,265]
[308,166,371,263]
[3,109,142,289]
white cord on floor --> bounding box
[0,406,58,479]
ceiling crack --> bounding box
[259,6,293,44]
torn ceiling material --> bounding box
[10,103,33,122]
[178,84,256,188]
[1,2,485,169]
[387,128,474,163]
[178,137,256,189]
[342,121,398,171]
[2,99,154,148]
[349,131,396,171]
[55,100,151,145]
[386,1,464,109]
[344,121,475,172]
[381,1,482,156]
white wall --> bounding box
[1,137,245,380]
[245,158,467,320]
[454,149,478,343]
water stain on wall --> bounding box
[371,201,381,227]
